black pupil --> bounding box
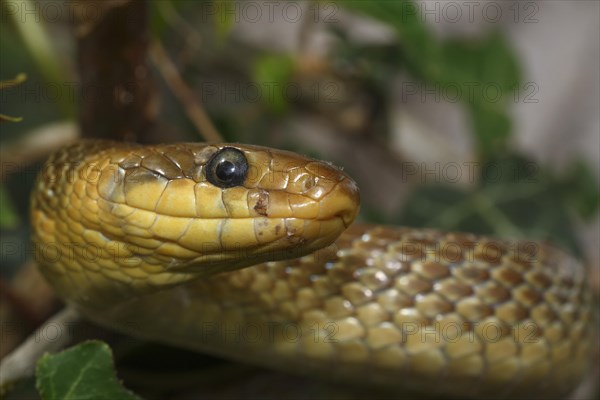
[205,147,248,188]
[216,160,236,182]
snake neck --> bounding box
[30,220,197,310]
[29,149,199,308]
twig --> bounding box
[0,121,78,183]
[0,73,27,90]
[149,39,223,142]
[154,1,203,67]
[75,0,156,142]
[0,307,81,393]
[0,278,42,329]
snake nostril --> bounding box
[304,176,316,191]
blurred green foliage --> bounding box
[332,1,597,254]
[2,0,596,255]
[0,185,20,229]
[252,54,295,115]
[336,0,520,157]
[3,0,74,119]
[0,75,26,230]
[3,0,596,256]
[393,156,596,256]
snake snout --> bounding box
[301,161,360,228]
[318,175,360,228]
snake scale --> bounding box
[30,140,595,399]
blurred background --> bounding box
[1,1,598,399]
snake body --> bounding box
[31,140,594,398]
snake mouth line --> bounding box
[176,216,346,254]
[167,218,346,274]
[102,198,355,224]
[86,215,347,267]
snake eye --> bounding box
[205,147,248,188]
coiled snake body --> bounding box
[31,140,594,398]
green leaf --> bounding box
[213,0,236,41]
[560,160,600,219]
[150,0,190,37]
[36,341,141,400]
[469,106,512,157]
[0,185,19,229]
[440,33,520,156]
[252,54,295,115]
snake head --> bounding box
[32,140,359,304]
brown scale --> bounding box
[31,140,597,400]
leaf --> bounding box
[0,185,20,229]
[440,33,520,156]
[36,341,141,400]
[252,54,295,115]
[560,160,600,219]
[149,0,190,37]
[470,106,512,154]
[213,0,236,41]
